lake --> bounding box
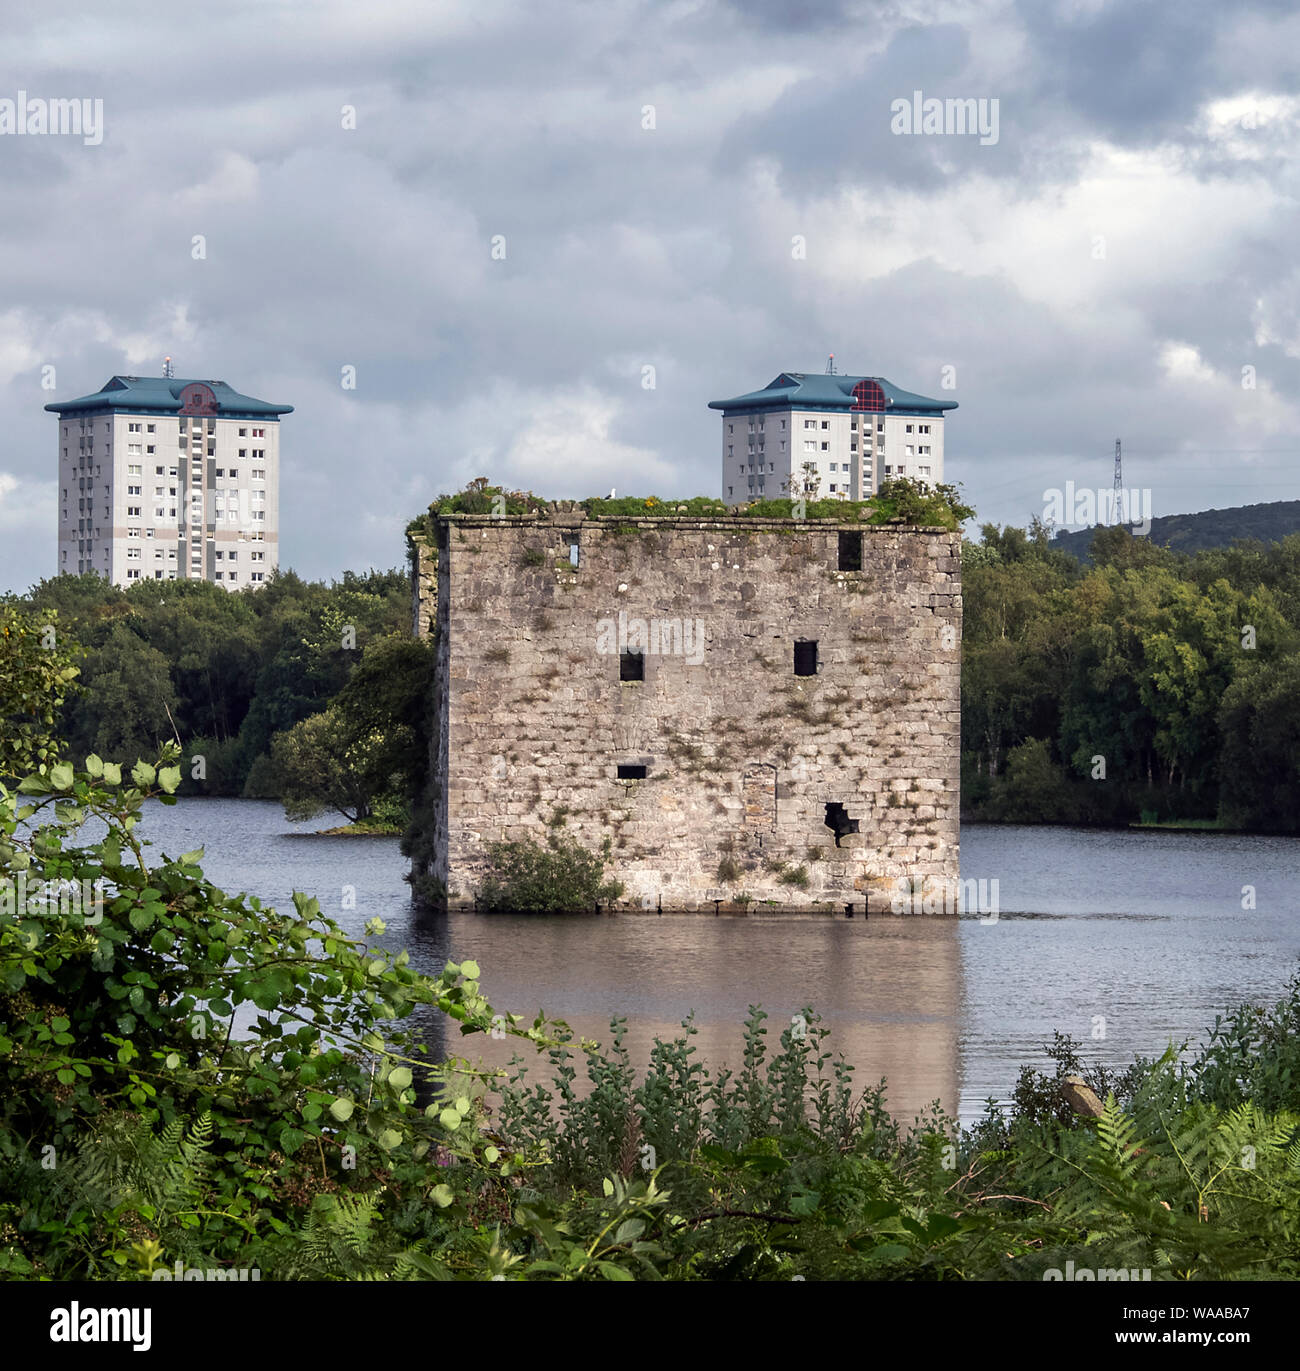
[132,798,1300,1125]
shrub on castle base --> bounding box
[477,832,624,912]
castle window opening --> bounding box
[824,802,860,846]
[793,640,818,676]
[617,764,647,780]
[838,532,862,572]
[620,649,645,682]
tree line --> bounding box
[963,521,1300,830]
[3,570,433,827]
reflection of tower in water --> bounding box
[405,909,964,1127]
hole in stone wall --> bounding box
[620,649,645,681]
[824,802,860,846]
[794,640,818,676]
[617,764,647,780]
[838,532,862,572]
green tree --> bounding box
[1217,652,1300,831]
[0,608,79,778]
[68,624,179,761]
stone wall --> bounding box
[420,510,961,913]
[409,532,437,639]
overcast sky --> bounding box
[2,0,1298,592]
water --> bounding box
[130,799,1300,1125]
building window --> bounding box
[620,649,644,682]
[821,420,829,429]
[906,424,914,433]
[616,764,647,780]
[838,533,862,571]
[793,640,818,676]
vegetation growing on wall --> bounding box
[476,831,625,912]
[407,476,975,537]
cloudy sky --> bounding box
[2,0,1298,592]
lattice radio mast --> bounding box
[1113,438,1123,525]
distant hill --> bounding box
[1050,500,1300,560]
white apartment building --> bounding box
[47,374,292,590]
[709,370,956,503]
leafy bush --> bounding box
[477,832,624,912]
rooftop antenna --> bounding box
[825,353,836,375]
[1113,437,1124,525]
[163,355,175,379]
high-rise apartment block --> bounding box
[46,374,292,590]
[710,371,956,503]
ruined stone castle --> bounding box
[412,507,960,913]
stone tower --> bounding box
[417,507,960,913]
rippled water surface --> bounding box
[133,800,1300,1123]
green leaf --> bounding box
[157,766,181,794]
[460,959,480,979]
[388,1066,412,1091]
[430,1184,455,1208]
[178,847,204,866]
[164,1053,180,1070]
[377,1128,402,1151]
[102,763,122,786]
[438,1108,461,1131]
[131,761,156,789]
[49,761,74,791]
[84,754,104,777]
[328,1097,354,1122]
